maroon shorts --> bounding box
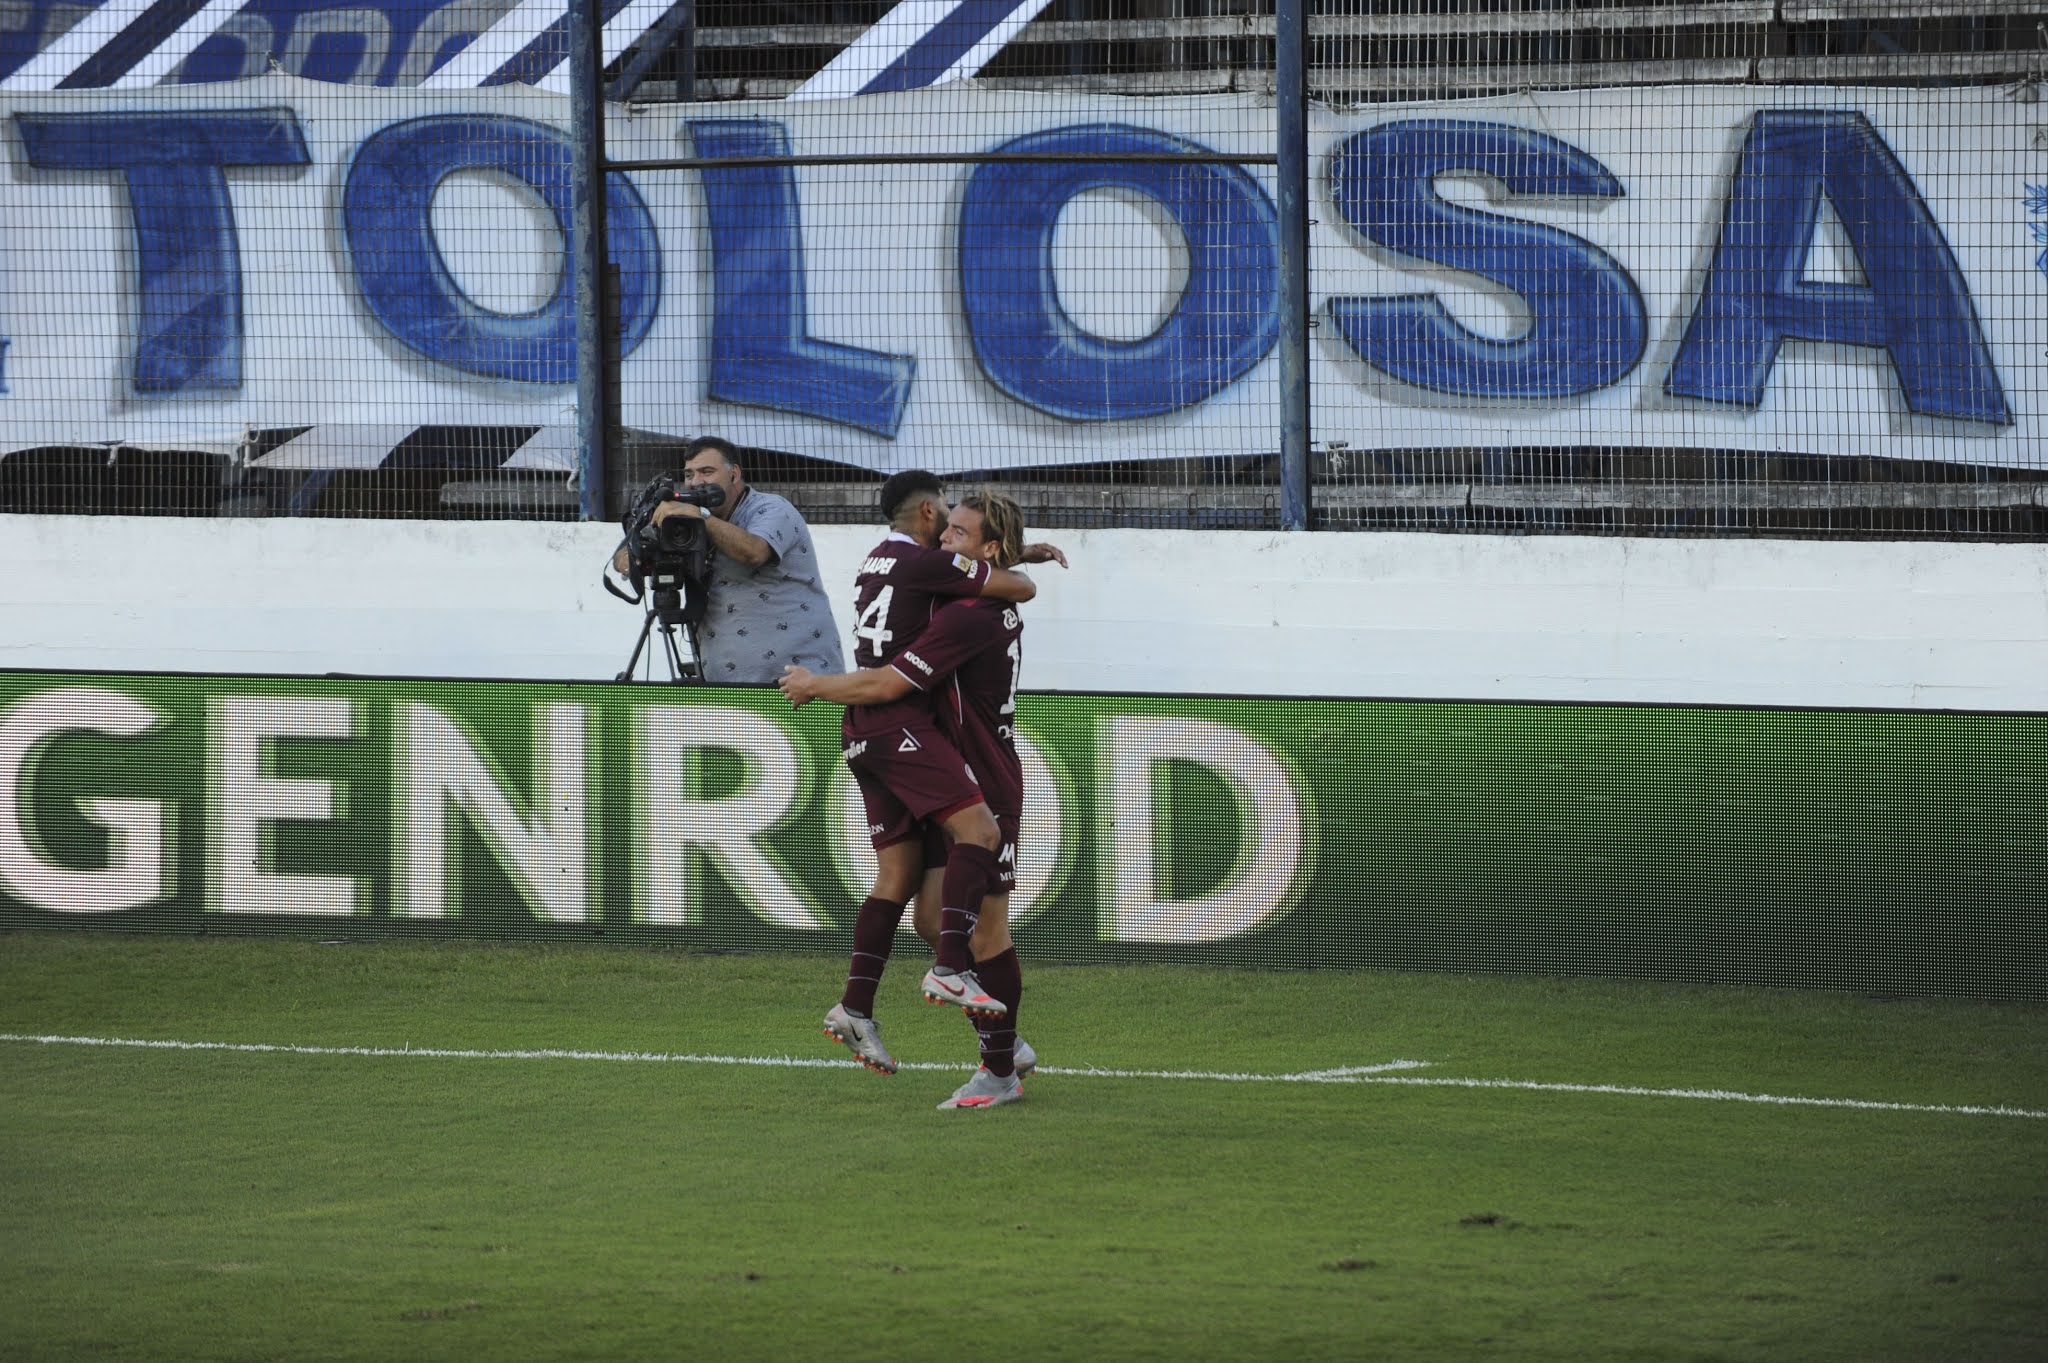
[846,720,984,850]
[919,813,1021,894]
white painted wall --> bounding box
[2,515,2043,710]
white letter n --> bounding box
[396,702,589,921]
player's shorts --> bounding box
[919,811,1020,894]
[845,720,985,851]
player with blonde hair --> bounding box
[781,487,1066,1107]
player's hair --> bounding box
[958,488,1026,568]
[686,435,740,470]
[878,469,945,528]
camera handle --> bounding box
[602,536,643,607]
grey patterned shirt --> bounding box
[692,487,845,684]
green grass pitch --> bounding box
[1,931,2043,1361]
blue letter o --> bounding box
[960,124,1279,421]
[343,115,658,383]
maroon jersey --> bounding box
[843,533,991,737]
[892,595,1024,820]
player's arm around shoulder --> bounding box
[778,663,918,709]
[980,566,1037,604]
[980,542,1069,602]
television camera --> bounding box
[604,472,727,682]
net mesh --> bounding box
[0,0,2038,537]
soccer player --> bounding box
[784,489,1064,1110]
[905,490,1059,1109]
[782,471,1037,1077]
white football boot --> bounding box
[919,966,1007,1017]
[938,1066,1024,1110]
[822,1003,897,1075]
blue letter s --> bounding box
[1325,119,1645,401]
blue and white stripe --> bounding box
[411,0,570,89]
[791,0,1057,100]
[6,0,190,89]
[0,0,1039,94]
[413,0,682,91]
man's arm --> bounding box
[979,566,1037,604]
[651,501,774,569]
[779,663,917,709]
[781,599,994,709]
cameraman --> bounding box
[623,436,844,684]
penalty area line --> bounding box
[1,1033,2040,1120]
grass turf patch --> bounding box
[1,931,2043,1361]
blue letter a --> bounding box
[689,120,915,438]
[1665,109,2008,425]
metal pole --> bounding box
[607,151,1275,171]
[570,0,610,521]
[1275,0,1311,531]
[607,0,695,101]
[677,0,693,103]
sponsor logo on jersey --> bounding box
[952,554,976,574]
[897,731,922,753]
[860,555,898,575]
[1002,608,1019,630]
[998,844,1015,864]
[901,650,933,676]
[869,823,887,837]
[844,739,868,761]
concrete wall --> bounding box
[3,515,2043,710]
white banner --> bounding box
[0,78,2037,472]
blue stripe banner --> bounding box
[792,0,1056,101]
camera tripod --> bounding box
[617,589,702,684]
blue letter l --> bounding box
[688,119,915,439]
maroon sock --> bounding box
[975,947,1022,1015]
[839,896,905,1017]
[935,843,1001,972]
[970,947,1023,1077]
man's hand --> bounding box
[1021,541,1069,568]
[779,664,818,708]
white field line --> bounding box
[3,1033,2042,1120]
[1342,1075,2048,1120]
[0,1032,1423,1080]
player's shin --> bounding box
[934,844,1001,973]
[841,895,907,1017]
[969,946,1023,1075]
[972,1010,1017,1078]
[975,947,1022,1016]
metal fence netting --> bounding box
[0,0,2039,537]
